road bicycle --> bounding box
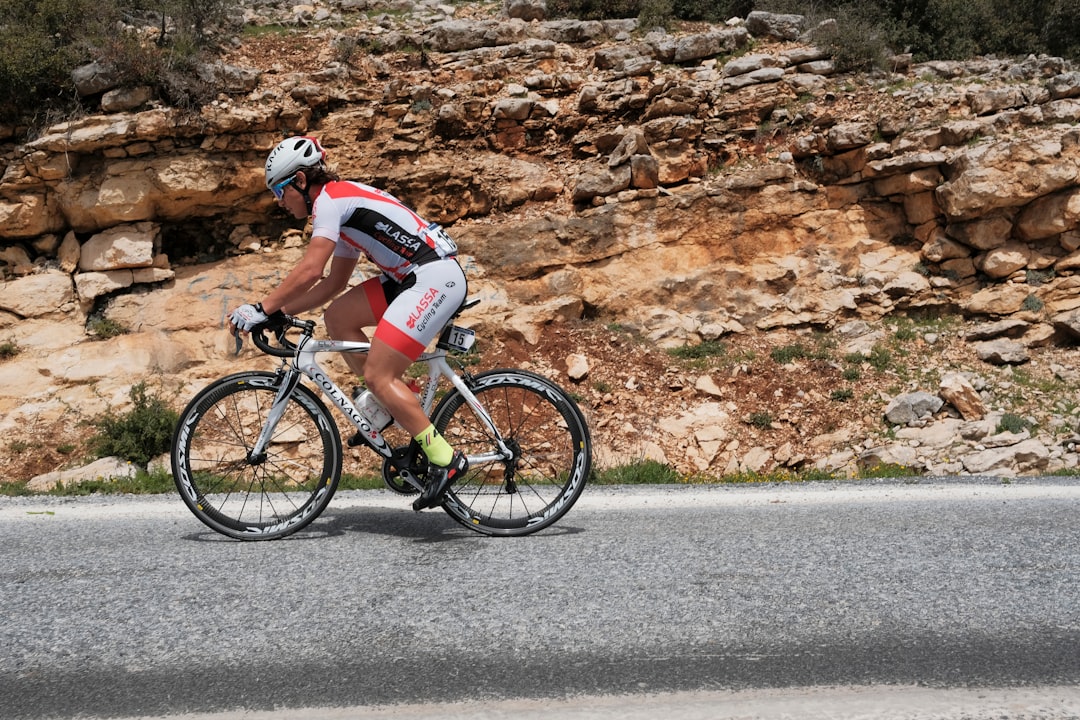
[170,301,592,540]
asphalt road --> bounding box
[1,479,1078,720]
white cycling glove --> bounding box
[230,303,269,332]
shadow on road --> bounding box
[179,504,586,543]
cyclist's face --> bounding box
[275,179,308,219]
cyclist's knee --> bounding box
[324,304,368,342]
[364,365,394,394]
[323,303,347,338]
[365,352,410,396]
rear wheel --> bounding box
[171,371,341,540]
[432,369,591,536]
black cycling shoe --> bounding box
[412,451,468,511]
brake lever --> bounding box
[233,332,244,356]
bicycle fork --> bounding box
[443,371,520,490]
[247,368,303,463]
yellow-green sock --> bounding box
[414,424,453,466]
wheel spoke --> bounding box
[172,373,341,540]
[434,370,591,536]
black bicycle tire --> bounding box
[431,369,592,536]
[171,371,342,540]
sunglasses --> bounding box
[270,175,296,200]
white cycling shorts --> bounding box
[362,258,468,360]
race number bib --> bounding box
[423,222,458,256]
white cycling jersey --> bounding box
[311,180,466,359]
[311,180,457,281]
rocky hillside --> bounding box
[3,1,1080,486]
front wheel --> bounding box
[171,371,342,540]
[432,369,592,536]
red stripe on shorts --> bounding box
[362,277,389,317]
[374,321,425,359]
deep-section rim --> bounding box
[171,371,342,540]
[432,369,591,536]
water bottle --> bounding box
[355,389,392,431]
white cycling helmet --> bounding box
[265,136,327,189]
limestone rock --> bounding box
[939,372,986,421]
[566,353,589,380]
[28,456,136,491]
[884,391,944,426]
[973,339,1029,365]
[0,272,76,318]
[79,223,159,271]
[961,439,1050,477]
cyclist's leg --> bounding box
[366,260,467,438]
[367,260,468,508]
[323,276,385,377]
[365,340,427,435]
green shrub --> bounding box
[0,339,20,360]
[1026,268,1055,286]
[7,439,31,454]
[644,0,752,24]
[90,382,179,466]
[1022,294,1045,313]
[676,0,752,21]
[0,481,35,497]
[892,322,917,342]
[337,473,385,490]
[0,0,106,118]
[549,0,751,23]
[90,30,219,113]
[94,31,164,88]
[0,0,241,124]
[805,7,891,72]
[749,411,774,428]
[172,0,237,43]
[637,0,674,29]
[1042,0,1080,59]
[867,344,893,372]
[754,0,1079,63]
[593,459,681,484]
[48,467,177,495]
[667,340,727,360]
[830,388,854,401]
[770,343,809,364]
[858,462,920,478]
[88,315,129,339]
[546,0,641,19]
[997,413,1033,435]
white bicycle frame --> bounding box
[249,329,513,490]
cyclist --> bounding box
[228,136,469,511]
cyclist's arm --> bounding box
[274,238,358,315]
[260,236,343,315]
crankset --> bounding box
[381,444,427,495]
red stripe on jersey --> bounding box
[322,182,426,229]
